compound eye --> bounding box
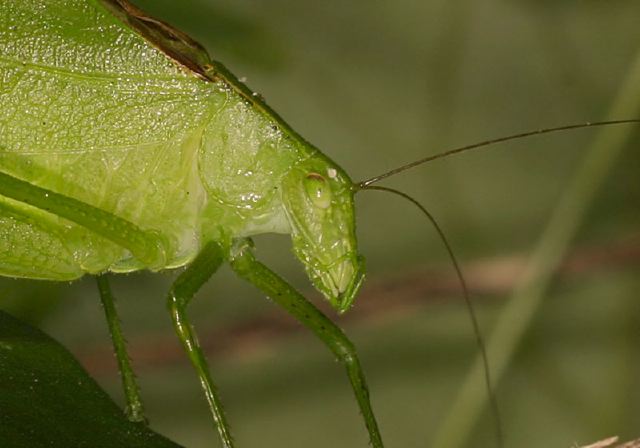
[304,173,331,209]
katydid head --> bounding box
[281,155,364,313]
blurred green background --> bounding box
[1,0,640,447]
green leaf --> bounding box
[0,310,183,448]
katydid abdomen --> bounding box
[0,0,310,278]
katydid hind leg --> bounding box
[0,199,82,280]
[166,241,235,448]
[0,170,166,270]
[95,275,146,423]
[229,240,384,448]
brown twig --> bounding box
[76,232,640,375]
[578,436,640,448]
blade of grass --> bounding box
[431,47,640,448]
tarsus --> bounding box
[357,184,504,448]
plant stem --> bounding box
[431,47,640,448]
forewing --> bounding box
[99,0,214,81]
[0,0,228,270]
[0,0,221,156]
[0,0,205,79]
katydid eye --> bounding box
[304,173,331,209]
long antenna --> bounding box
[358,119,640,187]
[358,184,504,448]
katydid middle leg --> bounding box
[229,239,384,448]
[166,241,234,448]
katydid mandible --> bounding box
[1,1,638,447]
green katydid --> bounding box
[1,1,639,447]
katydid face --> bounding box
[281,156,364,313]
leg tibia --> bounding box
[229,240,384,448]
[166,242,234,448]
[96,275,145,422]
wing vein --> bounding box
[0,55,201,91]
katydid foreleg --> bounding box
[96,275,145,423]
[166,241,234,448]
[229,239,384,448]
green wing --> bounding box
[0,0,220,155]
[0,0,209,80]
[0,0,226,275]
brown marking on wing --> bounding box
[99,0,313,148]
[99,0,217,82]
